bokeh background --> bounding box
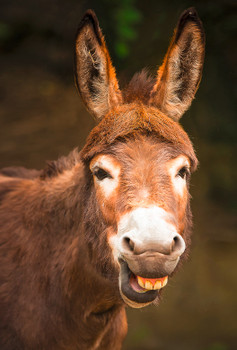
[0,0,236,349]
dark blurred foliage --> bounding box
[0,0,236,349]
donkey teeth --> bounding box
[154,281,162,289]
[161,276,168,288]
[137,276,168,290]
[145,281,153,290]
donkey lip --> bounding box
[119,259,158,305]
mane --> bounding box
[41,148,80,179]
[122,70,155,104]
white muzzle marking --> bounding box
[110,206,186,260]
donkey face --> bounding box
[75,9,205,308]
[89,135,193,307]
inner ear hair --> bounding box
[149,8,205,121]
[74,10,122,120]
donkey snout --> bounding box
[117,207,186,277]
[119,232,185,277]
[121,232,185,257]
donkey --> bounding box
[0,8,205,350]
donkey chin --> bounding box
[110,206,186,308]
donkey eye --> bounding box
[177,166,189,179]
[93,168,112,181]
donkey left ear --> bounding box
[149,8,205,121]
[75,10,122,120]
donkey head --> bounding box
[75,9,205,308]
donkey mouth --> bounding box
[119,259,168,307]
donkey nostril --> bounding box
[172,235,182,252]
[122,237,135,252]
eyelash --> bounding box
[93,168,112,181]
[177,166,190,179]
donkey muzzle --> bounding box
[113,206,186,307]
[117,206,185,275]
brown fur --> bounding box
[81,103,198,168]
[122,70,155,104]
[0,8,205,350]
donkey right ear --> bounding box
[149,8,205,121]
[75,10,122,120]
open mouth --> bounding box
[119,259,168,306]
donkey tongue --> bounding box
[137,275,168,290]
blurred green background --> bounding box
[0,0,236,349]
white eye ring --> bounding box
[90,155,121,198]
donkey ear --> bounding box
[74,10,122,120]
[149,8,205,121]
